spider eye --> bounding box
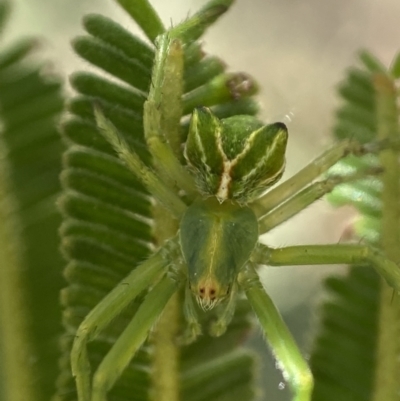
[198,286,217,301]
[209,290,216,301]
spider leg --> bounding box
[71,239,179,401]
[253,243,400,293]
[258,167,382,234]
[144,34,197,197]
[142,1,237,198]
[91,273,180,401]
[94,107,186,218]
[251,137,394,219]
[239,263,313,401]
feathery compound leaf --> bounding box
[57,3,260,401]
[0,5,64,401]
[311,52,400,401]
[311,268,380,401]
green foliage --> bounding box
[56,2,260,400]
[0,1,64,400]
[310,52,400,401]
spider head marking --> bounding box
[184,107,288,204]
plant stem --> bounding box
[150,205,181,401]
[151,293,181,401]
[0,142,39,401]
[372,73,400,401]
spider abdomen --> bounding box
[179,197,258,309]
[184,107,288,203]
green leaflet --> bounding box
[310,52,400,401]
[0,2,64,400]
[57,3,260,401]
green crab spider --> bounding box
[70,2,400,401]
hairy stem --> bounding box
[372,73,400,401]
[150,206,181,401]
[0,141,38,401]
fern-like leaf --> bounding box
[56,2,260,401]
[311,52,400,401]
[0,2,64,400]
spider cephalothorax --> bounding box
[179,197,258,310]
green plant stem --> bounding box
[372,73,400,401]
[0,144,38,401]
[150,206,181,401]
[151,293,181,401]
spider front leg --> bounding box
[94,108,186,219]
[258,166,382,233]
[71,238,180,401]
[252,136,394,219]
[253,242,400,296]
[91,273,180,401]
[142,1,237,198]
[239,263,313,401]
[243,240,400,399]
[143,33,198,197]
